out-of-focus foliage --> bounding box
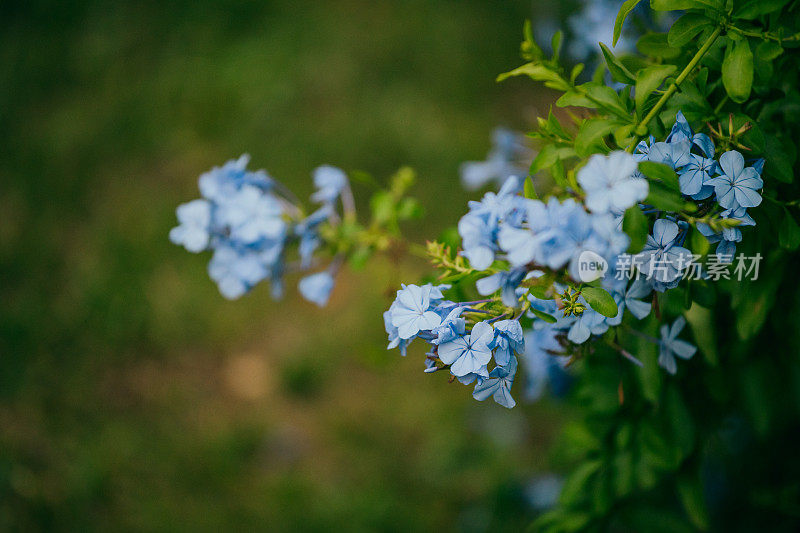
[0,0,569,530]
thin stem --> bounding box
[624,324,660,344]
[733,27,800,43]
[627,26,723,152]
[713,94,729,115]
[607,340,644,367]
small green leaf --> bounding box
[614,0,645,46]
[722,38,754,103]
[556,91,595,109]
[570,63,585,83]
[668,13,713,47]
[645,181,685,211]
[756,40,784,61]
[583,83,631,118]
[575,118,620,157]
[496,63,570,92]
[635,64,677,112]
[581,286,619,318]
[734,0,790,19]
[551,30,563,61]
[677,472,710,531]
[599,42,635,84]
[689,226,711,256]
[637,33,681,58]
[523,176,537,199]
[650,0,696,10]
[779,208,800,250]
[639,161,680,191]
[623,206,649,253]
[530,308,558,323]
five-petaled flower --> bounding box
[437,321,494,377]
[705,151,763,210]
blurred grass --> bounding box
[0,0,568,530]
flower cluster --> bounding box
[635,112,762,265]
[170,155,350,306]
[383,283,526,408]
[385,109,765,405]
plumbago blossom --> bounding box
[385,109,766,406]
[171,155,419,306]
[460,128,534,191]
[634,112,763,266]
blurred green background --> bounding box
[0,1,571,530]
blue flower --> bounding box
[389,284,444,339]
[647,140,692,170]
[298,271,335,307]
[466,175,524,225]
[679,153,717,196]
[706,151,763,210]
[577,151,648,214]
[458,213,497,270]
[567,306,607,344]
[218,185,287,245]
[475,268,526,307]
[384,310,411,356]
[198,155,273,202]
[623,278,652,319]
[207,245,269,300]
[490,319,524,366]
[429,306,467,345]
[496,199,548,267]
[460,128,532,190]
[634,219,693,290]
[472,355,518,408]
[170,199,211,253]
[311,165,348,204]
[295,206,333,268]
[658,316,697,374]
[438,321,494,377]
[522,327,569,401]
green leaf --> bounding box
[496,63,569,91]
[677,472,710,531]
[556,91,596,109]
[559,460,601,506]
[581,286,619,318]
[635,64,677,112]
[637,33,681,58]
[623,206,649,253]
[668,13,713,47]
[520,19,544,61]
[779,208,800,250]
[639,161,680,191]
[551,30,563,61]
[689,226,710,256]
[734,0,790,19]
[575,118,620,157]
[756,40,784,61]
[722,38,754,103]
[600,42,635,84]
[650,0,696,10]
[583,83,631,118]
[764,135,795,183]
[646,181,686,211]
[523,176,537,199]
[614,0,645,46]
[530,307,557,323]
